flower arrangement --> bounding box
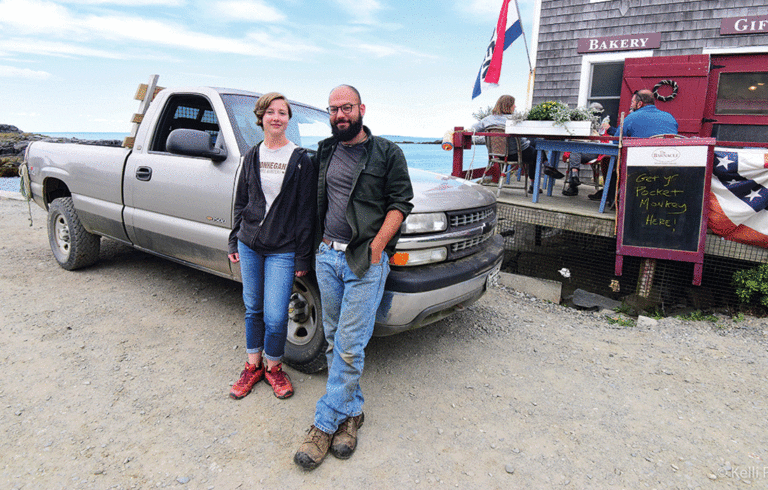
[509,101,602,132]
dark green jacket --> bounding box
[314,126,414,278]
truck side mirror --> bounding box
[166,129,228,162]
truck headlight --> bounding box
[401,213,448,234]
[390,247,448,266]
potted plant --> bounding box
[506,101,599,136]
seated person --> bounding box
[594,90,679,204]
[562,102,605,197]
[471,95,558,186]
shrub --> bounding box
[732,264,768,308]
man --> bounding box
[605,89,678,138]
[294,85,414,470]
[594,89,679,204]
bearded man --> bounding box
[294,84,414,470]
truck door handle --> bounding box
[702,118,717,124]
[136,166,153,181]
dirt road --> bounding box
[2,194,767,489]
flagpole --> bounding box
[512,0,533,73]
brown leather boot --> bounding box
[294,426,333,470]
[330,413,365,459]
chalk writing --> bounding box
[622,166,705,252]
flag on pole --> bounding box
[708,148,768,249]
[472,0,523,99]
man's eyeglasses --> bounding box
[327,103,359,115]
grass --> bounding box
[605,315,635,327]
[676,310,719,322]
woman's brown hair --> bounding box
[254,92,292,128]
[491,95,516,115]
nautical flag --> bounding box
[472,0,523,99]
[708,148,768,248]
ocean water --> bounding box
[38,132,129,141]
[0,135,488,193]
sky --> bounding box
[0,0,536,138]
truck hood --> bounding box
[408,168,496,213]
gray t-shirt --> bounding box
[324,143,366,243]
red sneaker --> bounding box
[229,362,264,399]
[264,363,294,399]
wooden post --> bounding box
[124,74,160,148]
[452,126,465,178]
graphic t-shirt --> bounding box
[259,141,297,218]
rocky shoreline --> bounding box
[0,124,122,177]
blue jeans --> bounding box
[313,242,389,434]
[237,240,295,362]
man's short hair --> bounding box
[254,92,292,128]
[635,90,655,106]
[330,84,362,104]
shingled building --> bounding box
[529,0,768,142]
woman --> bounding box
[228,92,316,400]
[471,94,557,187]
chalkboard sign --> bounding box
[616,139,715,285]
[622,165,705,251]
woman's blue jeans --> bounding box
[313,242,389,434]
[237,240,295,362]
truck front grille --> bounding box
[451,232,492,253]
[450,208,494,228]
[446,204,496,260]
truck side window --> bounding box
[151,95,221,152]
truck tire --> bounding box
[47,197,101,271]
[283,274,327,374]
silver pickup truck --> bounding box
[22,86,504,373]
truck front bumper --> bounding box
[374,234,504,336]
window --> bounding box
[586,62,624,127]
[578,50,654,127]
[221,94,330,153]
[151,95,220,152]
[715,72,768,116]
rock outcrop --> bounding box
[0,126,122,177]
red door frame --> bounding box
[701,53,768,138]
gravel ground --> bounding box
[2,194,768,489]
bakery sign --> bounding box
[721,15,768,35]
[578,33,661,53]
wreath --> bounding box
[653,79,678,102]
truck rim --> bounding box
[53,214,71,258]
[286,278,318,347]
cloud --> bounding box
[0,38,124,59]
[210,0,286,22]
[0,0,76,33]
[331,0,382,24]
[0,64,51,79]
[356,43,439,60]
[0,0,319,60]
[456,0,532,20]
[58,0,185,5]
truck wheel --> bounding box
[283,274,327,374]
[47,197,101,271]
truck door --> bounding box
[620,55,711,136]
[123,94,237,277]
[702,54,768,143]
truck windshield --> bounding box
[221,94,331,153]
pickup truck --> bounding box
[22,86,504,373]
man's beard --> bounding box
[331,116,363,142]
